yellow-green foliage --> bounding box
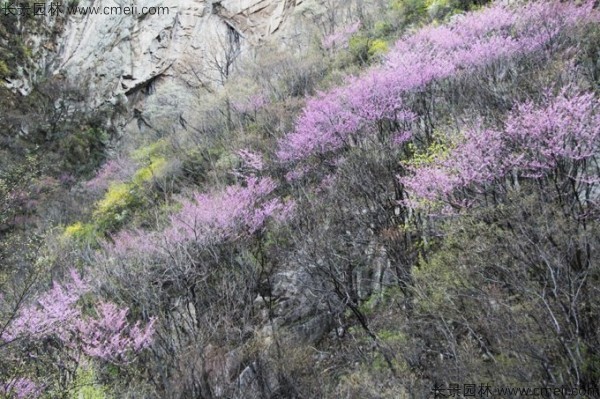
[131,140,170,184]
[214,151,239,175]
[348,34,371,63]
[21,45,33,59]
[426,0,450,9]
[93,183,137,230]
[391,0,428,20]
[373,21,395,39]
[403,137,456,211]
[133,156,167,184]
[64,222,84,237]
[406,134,453,168]
[391,0,445,14]
[131,139,167,162]
[71,365,110,399]
[63,222,96,241]
[412,248,468,313]
[391,0,463,24]
[368,39,389,57]
[95,183,134,215]
[0,61,9,79]
[349,36,389,63]
[378,329,408,346]
[84,141,171,233]
[426,0,455,19]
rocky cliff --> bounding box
[49,0,324,142]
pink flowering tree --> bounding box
[85,157,135,194]
[99,171,294,260]
[164,176,294,246]
[0,269,155,396]
[400,90,600,213]
[0,378,42,399]
[276,80,415,164]
[97,170,295,304]
[236,149,264,172]
[277,0,599,176]
[230,148,266,181]
[92,169,295,397]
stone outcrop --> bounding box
[49,0,321,142]
[56,0,299,94]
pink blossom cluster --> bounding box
[400,90,600,209]
[400,127,506,207]
[237,149,264,172]
[166,176,294,245]
[504,90,600,174]
[0,378,43,399]
[277,81,415,162]
[231,93,269,115]
[103,176,294,259]
[2,269,155,364]
[2,269,88,343]
[322,21,361,50]
[76,302,156,359]
[277,1,598,164]
[85,158,134,193]
[385,0,596,89]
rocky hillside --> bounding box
[1,0,600,398]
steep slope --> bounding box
[5,0,600,398]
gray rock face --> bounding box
[50,0,318,141]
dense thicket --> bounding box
[2,0,600,397]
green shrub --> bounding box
[349,34,371,65]
[131,139,167,162]
[373,21,395,39]
[391,0,428,24]
[70,365,110,399]
[61,128,108,176]
[348,35,389,64]
[93,183,138,231]
[63,222,97,242]
[0,60,9,79]
[132,156,167,184]
[368,39,389,57]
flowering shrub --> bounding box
[400,90,600,210]
[277,1,598,165]
[101,175,294,260]
[63,221,96,240]
[132,156,167,184]
[1,269,155,363]
[236,149,264,172]
[0,270,155,397]
[322,21,361,50]
[92,182,138,230]
[166,176,294,245]
[0,378,42,399]
[276,78,415,163]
